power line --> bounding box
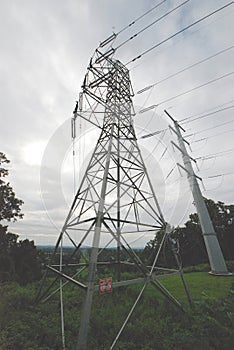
[180,100,234,123]
[193,126,234,143]
[137,109,165,138]
[117,0,167,36]
[137,45,234,94]
[143,129,168,162]
[137,112,234,156]
[196,147,234,161]
[181,104,234,124]
[139,72,233,113]
[158,72,233,105]
[126,1,234,65]
[130,7,234,74]
[185,119,234,138]
[116,0,190,50]
[99,0,167,48]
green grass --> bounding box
[140,272,233,307]
[163,272,233,300]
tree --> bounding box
[182,198,234,262]
[175,219,208,266]
[0,152,24,222]
[141,229,176,268]
[0,228,42,284]
[174,198,234,266]
[0,225,18,281]
[143,198,234,268]
[0,152,42,284]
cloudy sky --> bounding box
[1,0,233,246]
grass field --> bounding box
[126,270,233,309]
[160,272,233,303]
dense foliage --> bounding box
[0,273,233,349]
[178,199,234,265]
[0,153,42,284]
[142,198,234,268]
[0,226,42,284]
[0,152,23,222]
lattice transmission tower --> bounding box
[37,47,190,350]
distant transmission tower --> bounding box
[37,46,191,350]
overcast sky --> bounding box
[1,0,233,246]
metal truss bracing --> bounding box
[37,48,191,350]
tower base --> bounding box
[208,271,233,276]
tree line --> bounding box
[142,199,234,269]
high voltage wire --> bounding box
[99,0,167,48]
[157,72,233,105]
[132,13,233,112]
[137,45,234,94]
[137,106,234,142]
[193,126,234,143]
[181,104,234,124]
[137,104,234,143]
[179,100,234,122]
[126,1,234,65]
[185,119,234,138]
[196,147,234,161]
[116,0,167,36]
[139,72,233,113]
[129,7,234,74]
[143,129,168,162]
[185,120,234,137]
[115,0,190,50]
[98,3,234,193]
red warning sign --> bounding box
[99,277,113,294]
